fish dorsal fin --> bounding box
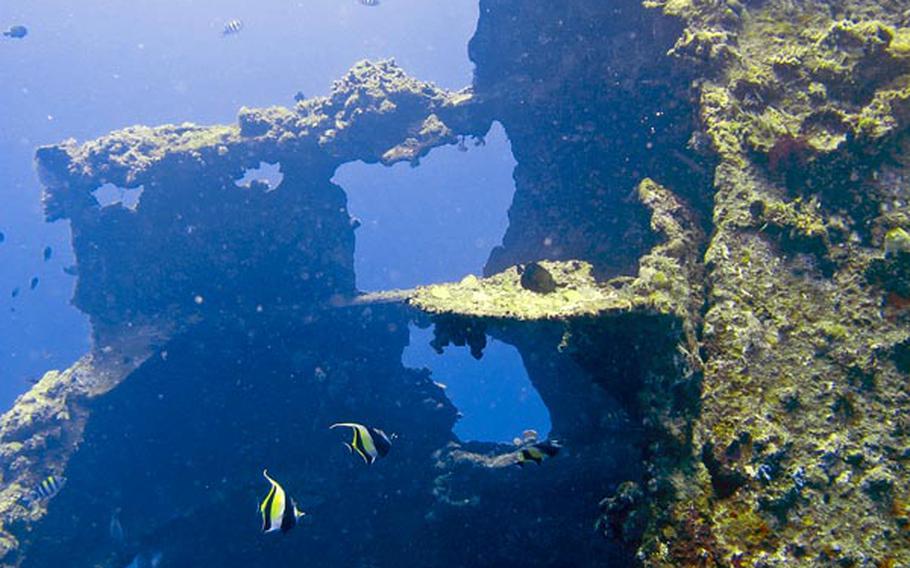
[262,469,278,487]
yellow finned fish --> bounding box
[330,422,392,465]
[260,470,304,533]
[516,439,562,467]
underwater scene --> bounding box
[1,0,910,566]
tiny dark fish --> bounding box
[294,91,306,103]
[3,25,27,39]
[518,262,557,294]
[357,0,380,5]
[222,19,243,36]
[43,246,52,261]
[11,287,20,298]
[0,231,5,243]
[30,277,39,290]
[63,265,78,276]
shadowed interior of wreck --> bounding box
[17,309,648,567]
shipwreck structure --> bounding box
[1,0,909,566]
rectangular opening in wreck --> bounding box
[332,121,516,292]
[92,183,144,211]
[404,323,551,443]
[234,161,284,192]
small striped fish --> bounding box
[222,19,243,36]
[330,422,392,465]
[357,0,380,6]
[31,475,65,501]
[260,470,305,533]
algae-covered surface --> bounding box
[37,60,484,221]
[410,178,702,329]
[636,0,910,566]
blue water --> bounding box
[0,0,548,441]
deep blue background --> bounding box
[0,0,549,441]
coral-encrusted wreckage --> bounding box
[1,0,909,565]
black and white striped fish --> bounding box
[259,470,305,534]
[357,0,380,6]
[31,475,65,501]
[330,422,392,465]
[222,19,244,36]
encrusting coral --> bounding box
[637,0,910,565]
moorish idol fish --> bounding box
[31,475,65,501]
[260,470,305,534]
[222,19,243,36]
[517,439,562,467]
[330,422,392,465]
